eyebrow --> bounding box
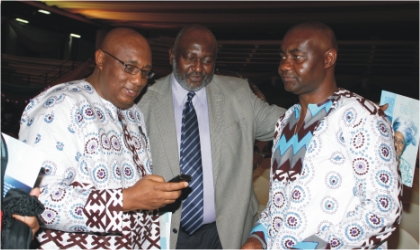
[279,48,304,54]
[125,59,152,69]
[182,52,214,58]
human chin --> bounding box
[185,69,214,90]
[174,70,208,92]
[184,75,211,91]
[283,81,297,93]
[178,78,203,91]
[113,99,134,110]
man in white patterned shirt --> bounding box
[19,27,187,249]
[242,21,402,249]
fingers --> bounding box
[12,214,40,239]
[152,181,187,206]
[145,174,189,191]
[12,214,38,228]
[30,187,41,197]
[162,189,182,203]
[136,174,188,192]
[123,175,187,211]
[140,175,188,195]
[379,103,389,112]
[241,237,263,249]
[157,181,189,191]
[12,213,25,222]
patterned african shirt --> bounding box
[19,80,160,249]
[251,88,402,249]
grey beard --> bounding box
[172,59,213,92]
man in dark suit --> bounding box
[138,24,285,249]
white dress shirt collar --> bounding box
[171,74,207,107]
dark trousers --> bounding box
[176,222,223,249]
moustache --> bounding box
[186,72,207,78]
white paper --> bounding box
[2,133,45,196]
[159,211,172,249]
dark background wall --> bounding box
[1,1,419,137]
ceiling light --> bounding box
[38,10,51,15]
[70,33,81,38]
[15,18,29,24]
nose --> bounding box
[278,57,291,75]
[130,72,147,87]
[191,59,204,73]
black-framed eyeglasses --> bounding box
[101,50,155,79]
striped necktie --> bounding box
[180,91,204,235]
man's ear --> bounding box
[95,49,104,70]
[169,47,174,65]
[324,48,337,69]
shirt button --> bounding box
[173,228,178,233]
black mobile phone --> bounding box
[168,174,192,183]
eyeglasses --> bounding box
[101,50,155,79]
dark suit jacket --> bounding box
[137,74,285,249]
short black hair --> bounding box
[288,21,338,51]
[172,24,217,55]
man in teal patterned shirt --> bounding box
[242,21,401,249]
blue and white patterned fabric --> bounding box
[19,79,160,249]
[251,88,402,249]
[398,157,412,187]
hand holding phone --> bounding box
[168,174,192,183]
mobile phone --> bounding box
[168,174,192,183]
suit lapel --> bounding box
[206,76,225,184]
[154,76,180,177]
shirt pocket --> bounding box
[223,118,248,151]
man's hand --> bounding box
[379,103,388,112]
[241,237,263,249]
[122,174,188,211]
[12,188,41,240]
